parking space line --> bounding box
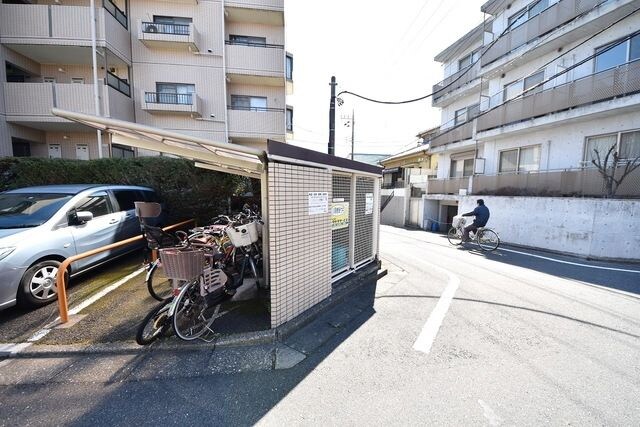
[413,263,460,354]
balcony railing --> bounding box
[103,0,127,29]
[225,41,285,77]
[429,121,474,148]
[482,0,600,66]
[141,22,190,35]
[227,107,285,137]
[145,92,193,105]
[472,167,640,198]
[106,72,130,97]
[432,62,481,103]
[426,177,470,195]
[228,105,284,113]
[478,58,640,133]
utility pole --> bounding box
[342,109,355,160]
[328,76,337,156]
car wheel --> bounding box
[18,260,65,307]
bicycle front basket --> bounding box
[159,248,205,281]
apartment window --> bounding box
[286,107,293,132]
[585,131,640,162]
[11,138,31,158]
[43,77,56,83]
[507,0,550,30]
[153,83,195,105]
[454,103,479,125]
[71,78,85,84]
[458,50,480,70]
[524,70,544,95]
[230,95,268,111]
[503,80,522,102]
[449,158,474,178]
[595,33,640,73]
[499,145,541,173]
[454,108,467,125]
[286,54,293,80]
[229,35,267,46]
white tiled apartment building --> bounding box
[0,0,292,159]
[427,0,640,200]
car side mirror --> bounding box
[76,211,94,224]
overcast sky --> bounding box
[285,0,487,158]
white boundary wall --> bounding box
[459,196,640,261]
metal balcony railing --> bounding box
[429,121,474,148]
[141,21,190,36]
[227,105,285,113]
[432,62,481,102]
[145,92,193,105]
[481,0,600,66]
[426,177,470,195]
[478,58,640,132]
[106,72,130,97]
[225,40,284,49]
[103,0,127,29]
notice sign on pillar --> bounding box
[308,192,329,215]
[331,202,349,230]
[365,193,374,215]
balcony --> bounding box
[426,177,470,195]
[142,92,202,116]
[3,82,134,130]
[432,62,482,106]
[472,168,640,198]
[225,0,284,12]
[225,0,284,26]
[138,21,200,52]
[477,59,640,133]
[429,121,474,148]
[227,106,285,139]
[481,0,601,67]
[225,41,285,83]
[0,3,131,62]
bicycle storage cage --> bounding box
[54,219,195,324]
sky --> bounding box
[285,0,487,158]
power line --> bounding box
[338,0,612,105]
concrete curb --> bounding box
[3,262,378,359]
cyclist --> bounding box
[461,199,490,243]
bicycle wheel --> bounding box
[477,229,500,251]
[447,227,463,246]
[136,301,172,346]
[172,280,215,341]
[147,261,173,301]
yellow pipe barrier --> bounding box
[55,219,195,324]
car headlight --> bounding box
[0,247,16,261]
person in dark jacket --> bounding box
[461,199,490,242]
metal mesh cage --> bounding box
[354,177,375,265]
[331,174,351,274]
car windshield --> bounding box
[0,193,73,229]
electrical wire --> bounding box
[337,0,613,105]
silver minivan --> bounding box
[0,184,160,310]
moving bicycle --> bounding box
[447,199,500,251]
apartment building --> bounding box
[0,0,292,159]
[426,0,640,205]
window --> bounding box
[71,78,85,84]
[507,0,550,30]
[113,190,144,212]
[74,192,112,218]
[454,108,467,125]
[499,145,541,173]
[467,103,480,120]
[524,70,544,95]
[154,83,195,105]
[463,159,474,177]
[595,33,640,73]
[449,158,474,178]
[230,95,268,111]
[584,134,617,163]
[11,138,31,157]
[112,144,134,159]
[286,54,293,80]
[620,131,640,159]
[454,103,479,125]
[43,77,56,83]
[286,107,293,132]
[229,35,267,46]
[503,80,522,102]
[458,54,472,70]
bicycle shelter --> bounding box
[52,109,382,329]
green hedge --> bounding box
[0,157,252,224]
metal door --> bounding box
[409,198,421,227]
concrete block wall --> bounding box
[459,196,640,261]
[268,162,332,328]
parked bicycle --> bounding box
[447,216,500,251]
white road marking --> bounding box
[412,264,460,354]
[3,268,145,356]
[478,399,503,426]
[498,248,640,274]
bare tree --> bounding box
[591,144,640,198]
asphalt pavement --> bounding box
[1,226,639,426]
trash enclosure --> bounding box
[52,109,382,330]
